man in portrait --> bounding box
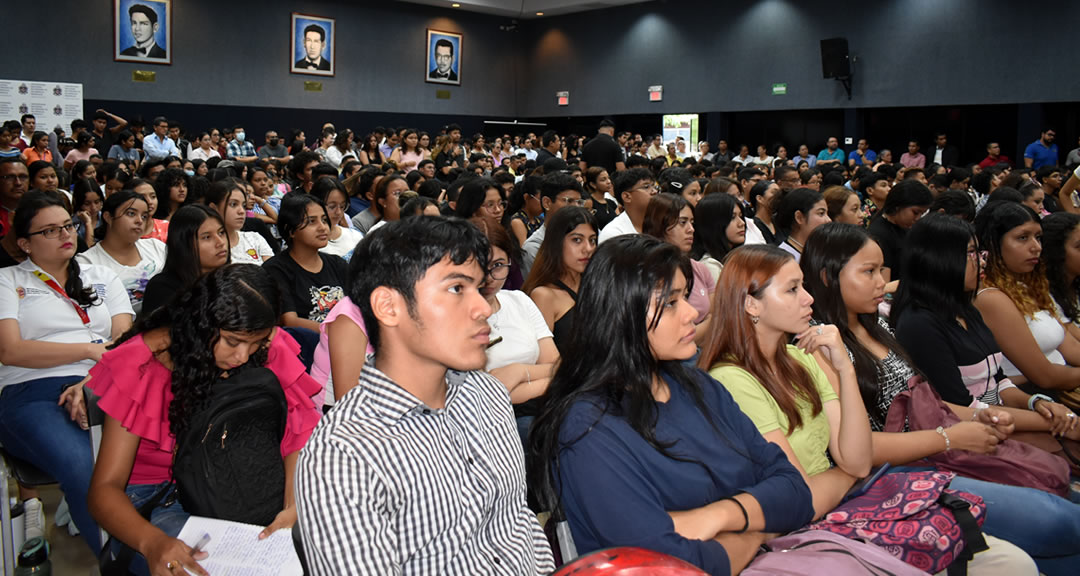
[428,38,457,82]
[295,24,331,71]
[120,4,166,58]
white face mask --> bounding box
[235,132,246,143]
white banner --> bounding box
[0,79,84,134]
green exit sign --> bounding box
[772,83,787,95]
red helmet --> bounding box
[553,547,709,576]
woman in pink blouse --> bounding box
[84,264,321,576]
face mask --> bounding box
[269,138,279,147]
[235,132,246,142]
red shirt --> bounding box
[978,154,1011,169]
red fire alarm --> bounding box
[557,91,569,106]
[648,85,663,102]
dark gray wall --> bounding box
[6,0,519,117]
[519,0,1080,117]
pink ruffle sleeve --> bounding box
[86,337,176,451]
[266,329,323,457]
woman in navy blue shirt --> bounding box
[527,235,813,576]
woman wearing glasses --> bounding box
[474,216,559,442]
[455,177,507,222]
[892,213,1080,437]
[524,206,597,352]
[0,191,134,553]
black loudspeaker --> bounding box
[820,38,850,79]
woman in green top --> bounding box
[699,244,873,519]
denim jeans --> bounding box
[0,375,101,552]
[950,475,1080,576]
[111,482,190,576]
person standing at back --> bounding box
[580,119,626,175]
[1024,128,1059,169]
[296,217,554,575]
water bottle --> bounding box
[14,537,50,576]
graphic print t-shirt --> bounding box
[263,251,347,322]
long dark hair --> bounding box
[976,200,1053,318]
[97,190,148,241]
[800,223,911,421]
[522,206,597,294]
[891,213,979,329]
[278,193,328,250]
[1042,212,1080,323]
[14,191,99,307]
[454,177,500,219]
[153,168,190,219]
[691,192,741,261]
[113,264,280,438]
[527,235,716,514]
[699,245,821,432]
[641,193,689,240]
[162,204,229,287]
[774,187,823,236]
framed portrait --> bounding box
[291,13,335,77]
[114,0,171,65]
[426,29,462,86]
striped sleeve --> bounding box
[296,434,402,576]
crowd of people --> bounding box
[1,109,1080,575]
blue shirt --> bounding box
[1024,140,1059,169]
[555,369,813,576]
[142,134,179,160]
[818,148,845,162]
[107,145,141,164]
[791,154,817,167]
[848,149,877,166]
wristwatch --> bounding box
[1028,393,1054,411]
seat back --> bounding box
[83,385,109,548]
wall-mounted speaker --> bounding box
[820,38,850,79]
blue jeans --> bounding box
[951,476,1080,576]
[0,375,100,552]
[110,482,190,576]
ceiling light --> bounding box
[452,3,460,7]
[536,12,544,15]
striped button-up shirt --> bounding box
[296,363,555,575]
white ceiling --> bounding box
[398,0,653,19]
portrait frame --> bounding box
[290,13,336,77]
[425,29,462,86]
[113,0,172,65]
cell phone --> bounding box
[841,462,892,504]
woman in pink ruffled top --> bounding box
[83,264,321,576]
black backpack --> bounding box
[172,366,287,526]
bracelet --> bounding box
[723,496,749,533]
[1028,393,1054,412]
[935,426,951,452]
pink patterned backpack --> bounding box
[807,469,987,574]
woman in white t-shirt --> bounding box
[76,190,168,317]
[0,191,134,553]
[188,131,221,162]
[207,178,274,264]
[474,216,559,441]
[312,178,363,261]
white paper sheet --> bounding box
[177,516,303,576]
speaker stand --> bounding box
[835,76,853,100]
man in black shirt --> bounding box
[535,130,560,166]
[580,119,626,174]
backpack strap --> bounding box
[939,492,989,576]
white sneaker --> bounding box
[23,498,45,541]
[55,495,80,536]
[55,496,70,527]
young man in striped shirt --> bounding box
[296,216,555,575]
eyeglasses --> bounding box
[488,261,510,280]
[1,174,29,183]
[27,223,75,239]
[557,196,587,207]
[483,200,508,211]
[634,183,660,193]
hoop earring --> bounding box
[751,315,759,325]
